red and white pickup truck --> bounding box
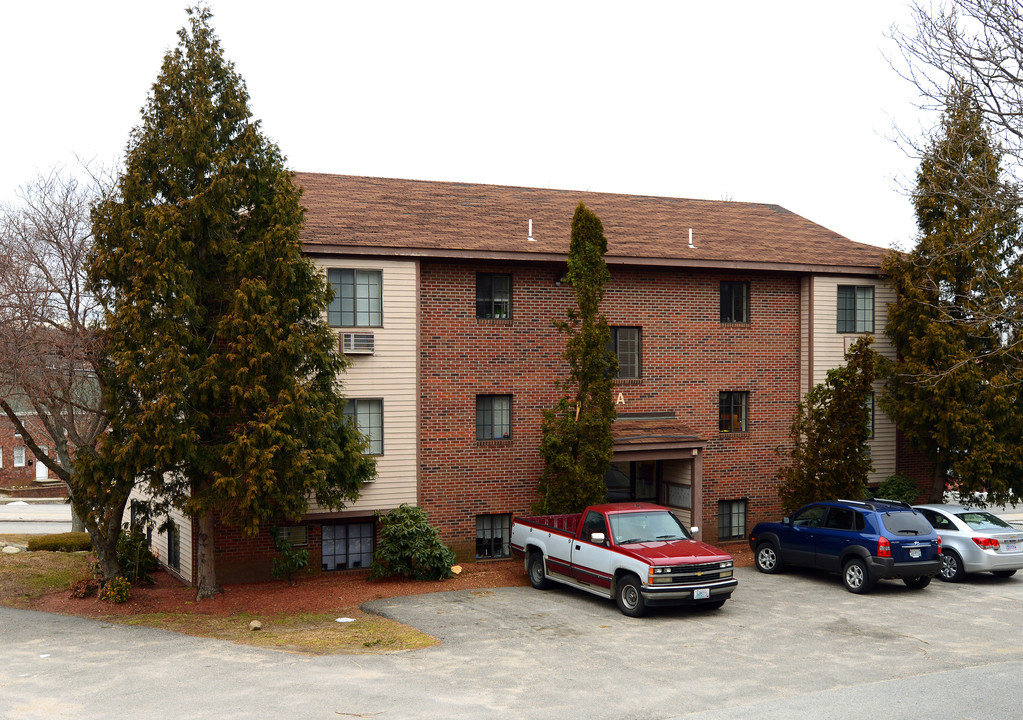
[510,502,737,616]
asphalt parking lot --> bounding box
[3,564,1022,720]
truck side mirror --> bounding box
[590,532,606,545]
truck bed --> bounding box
[514,513,580,535]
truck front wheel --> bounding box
[528,552,552,590]
[615,575,647,617]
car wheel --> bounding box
[939,551,966,582]
[842,558,874,594]
[754,542,784,574]
[615,575,647,617]
[903,576,931,590]
[992,569,1017,579]
[527,552,551,590]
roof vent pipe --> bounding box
[528,219,536,242]
[688,228,696,249]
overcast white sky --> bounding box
[2,1,934,249]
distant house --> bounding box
[0,393,65,498]
[141,174,923,585]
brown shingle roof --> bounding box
[295,172,886,274]
[612,419,703,446]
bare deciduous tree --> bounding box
[0,167,134,580]
[889,1,1023,382]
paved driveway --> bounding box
[2,566,1022,719]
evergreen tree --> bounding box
[89,7,374,598]
[777,337,878,513]
[880,82,1023,503]
[536,203,617,514]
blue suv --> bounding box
[749,499,942,593]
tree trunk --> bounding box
[70,505,86,533]
[194,507,223,600]
[929,457,949,503]
[88,527,122,582]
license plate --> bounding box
[1005,543,1018,553]
[694,588,710,600]
[909,549,921,559]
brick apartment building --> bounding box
[127,173,908,584]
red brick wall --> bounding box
[418,261,802,551]
[0,416,60,492]
[214,520,326,584]
[895,430,937,503]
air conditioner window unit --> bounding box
[342,332,375,354]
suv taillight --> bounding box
[937,535,942,554]
[877,536,892,558]
[972,537,1000,551]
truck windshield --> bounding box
[609,511,691,545]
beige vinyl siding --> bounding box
[125,487,193,583]
[308,257,419,514]
[811,276,897,486]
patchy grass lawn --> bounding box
[0,542,91,607]
[0,534,527,655]
[118,609,437,654]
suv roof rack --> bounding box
[837,498,914,512]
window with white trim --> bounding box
[344,398,383,455]
[328,269,382,327]
[837,285,874,333]
[13,446,26,467]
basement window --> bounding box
[476,514,511,559]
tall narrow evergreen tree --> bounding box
[536,203,617,514]
[89,7,374,598]
[777,337,879,513]
[881,82,1023,503]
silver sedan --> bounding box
[914,504,1023,582]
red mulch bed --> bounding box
[34,560,531,617]
[34,544,753,618]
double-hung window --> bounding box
[476,273,511,319]
[837,285,874,333]
[720,281,750,323]
[609,327,642,379]
[344,398,383,455]
[476,394,512,440]
[719,391,748,432]
[13,446,26,467]
[328,269,382,327]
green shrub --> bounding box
[371,504,456,581]
[270,528,310,585]
[27,532,93,552]
[871,474,922,504]
[117,524,159,584]
[68,574,101,599]
[99,576,132,604]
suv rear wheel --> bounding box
[842,558,875,594]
